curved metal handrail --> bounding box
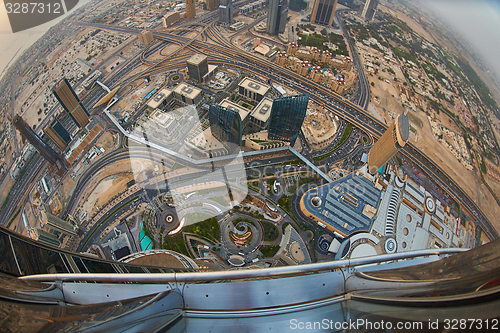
[20,248,466,283]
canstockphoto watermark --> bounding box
[290,319,424,331]
[3,0,79,33]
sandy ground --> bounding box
[359,8,499,232]
[379,5,437,45]
[83,173,135,214]
[484,176,500,232]
[95,130,119,152]
[74,157,163,218]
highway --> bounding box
[3,9,497,242]
[72,21,497,240]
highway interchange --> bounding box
[2,2,498,248]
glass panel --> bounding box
[81,258,115,273]
[73,257,88,273]
[10,237,68,275]
[0,232,20,276]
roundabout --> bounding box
[220,214,263,259]
[156,203,184,236]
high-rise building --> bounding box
[138,30,154,45]
[207,0,220,10]
[187,54,209,82]
[338,0,353,7]
[267,94,309,145]
[311,0,338,26]
[52,79,90,129]
[11,115,67,176]
[289,0,307,12]
[162,12,181,27]
[238,78,270,102]
[367,111,409,173]
[208,104,243,147]
[186,0,196,18]
[219,0,233,25]
[361,0,379,21]
[44,118,71,151]
[266,0,288,34]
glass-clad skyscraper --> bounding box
[52,79,90,129]
[311,0,338,26]
[208,104,243,147]
[268,94,309,145]
[44,118,71,151]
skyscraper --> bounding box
[187,54,209,82]
[361,0,379,21]
[207,0,220,11]
[44,118,71,151]
[186,0,196,18]
[266,0,288,34]
[219,0,233,25]
[208,104,243,147]
[138,30,153,45]
[11,115,67,176]
[267,94,309,145]
[311,0,338,26]
[289,0,307,12]
[367,111,409,173]
[52,79,90,129]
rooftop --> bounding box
[220,99,250,122]
[187,54,207,66]
[173,82,202,99]
[251,97,273,123]
[302,172,382,236]
[147,88,172,109]
[238,77,270,95]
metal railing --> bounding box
[20,248,466,283]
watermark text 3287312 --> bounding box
[3,0,79,33]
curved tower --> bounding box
[368,111,409,173]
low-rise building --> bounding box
[173,83,202,104]
[138,30,153,45]
[147,88,173,110]
[238,77,270,102]
[250,97,273,128]
[220,99,251,127]
[162,12,180,27]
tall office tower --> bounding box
[361,0,379,21]
[266,0,288,34]
[37,213,78,248]
[219,0,233,25]
[367,111,409,173]
[53,79,90,129]
[207,0,220,10]
[187,54,209,82]
[44,118,71,151]
[338,0,354,7]
[277,0,288,33]
[289,0,307,12]
[311,0,338,26]
[138,30,154,45]
[11,115,67,176]
[208,104,243,147]
[186,0,196,18]
[267,94,309,145]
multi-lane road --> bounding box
[3,8,497,242]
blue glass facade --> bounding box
[208,104,243,147]
[267,94,309,145]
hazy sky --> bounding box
[0,0,90,80]
[418,0,500,83]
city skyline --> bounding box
[0,0,499,329]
